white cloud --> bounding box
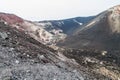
[0,0,120,20]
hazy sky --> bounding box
[0,0,120,21]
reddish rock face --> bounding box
[0,13,24,25]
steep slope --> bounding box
[59,5,120,51]
[0,22,87,80]
[35,16,95,35]
[0,12,65,45]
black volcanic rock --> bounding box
[0,22,87,80]
[59,5,120,51]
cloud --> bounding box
[0,0,120,20]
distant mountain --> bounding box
[36,16,95,35]
[58,5,120,51]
